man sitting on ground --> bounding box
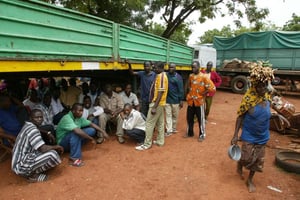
[122,103,145,145]
[0,93,26,138]
[11,109,63,182]
[56,103,108,167]
[98,84,125,144]
[33,91,56,145]
[120,83,140,111]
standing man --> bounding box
[185,61,215,142]
[127,60,156,117]
[98,84,125,144]
[12,109,63,182]
[165,63,184,137]
[135,62,168,151]
[56,103,108,167]
[201,61,222,120]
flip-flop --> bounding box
[27,173,48,183]
[69,159,84,167]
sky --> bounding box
[187,0,299,45]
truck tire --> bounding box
[275,151,300,174]
[230,75,249,94]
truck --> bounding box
[192,45,216,69]
[0,0,194,88]
[214,31,300,94]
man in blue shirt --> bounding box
[165,63,184,136]
[127,60,156,117]
[0,94,25,138]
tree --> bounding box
[147,22,192,44]
[282,13,300,31]
[148,0,269,38]
[41,0,269,43]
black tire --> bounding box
[275,151,300,174]
[230,75,249,94]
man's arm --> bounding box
[73,127,95,141]
[151,91,163,115]
[90,123,109,139]
[38,144,64,155]
[112,94,124,117]
[204,77,216,96]
[177,75,184,108]
[231,115,244,145]
[185,75,191,96]
[213,72,222,87]
[125,59,138,76]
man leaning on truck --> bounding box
[126,60,156,117]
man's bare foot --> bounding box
[246,179,256,193]
[237,163,244,180]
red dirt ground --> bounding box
[1,90,299,200]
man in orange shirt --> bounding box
[185,61,216,142]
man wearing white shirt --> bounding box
[82,95,104,121]
[82,95,106,144]
[122,103,145,145]
[120,84,140,111]
[51,87,66,125]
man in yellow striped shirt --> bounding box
[135,62,168,151]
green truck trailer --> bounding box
[0,0,193,81]
[214,31,300,93]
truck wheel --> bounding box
[275,151,300,174]
[230,75,249,94]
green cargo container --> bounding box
[0,0,193,76]
[214,31,300,71]
[213,31,300,93]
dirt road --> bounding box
[1,90,299,200]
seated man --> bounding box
[82,95,106,144]
[51,86,67,125]
[82,95,104,122]
[122,103,146,145]
[11,109,63,182]
[0,93,25,138]
[33,91,56,145]
[98,84,125,144]
[119,83,140,111]
[56,103,108,167]
[23,89,40,111]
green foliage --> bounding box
[147,22,192,44]
[198,26,254,44]
[282,13,300,31]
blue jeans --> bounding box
[59,127,95,159]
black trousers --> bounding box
[186,105,204,137]
[125,128,145,143]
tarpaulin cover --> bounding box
[213,31,300,50]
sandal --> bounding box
[27,173,48,183]
[69,159,84,167]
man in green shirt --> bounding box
[56,103,108,167]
